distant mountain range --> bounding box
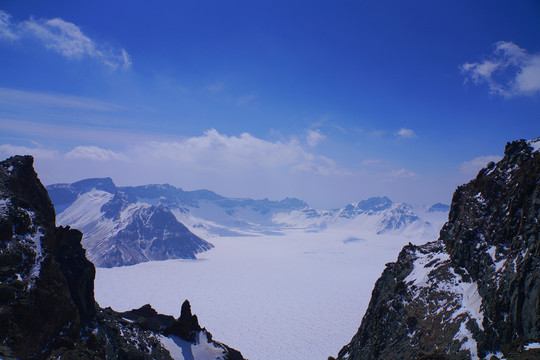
[47,179,449,267]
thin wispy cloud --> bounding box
[361,159,382,166]
[0,10,18,40]
[370,130,386,138]
[310,113,332,128]
[395,128,417,139]
[65,146,127,161]
[236,93,256,106]
[388,168,418,179]
[290,155,349,176]
[461,41,540,97]
[0,118,164,148]
[357,157,418,181]
[460,155,502,176]
[306,129,326,147]
[0,10,131,70]
[0,87,124,111]
[0,144,59,160]
[206,81,225,94]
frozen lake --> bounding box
[95,228,429,360]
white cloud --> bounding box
[461,41,540,97]
[0,10,18,40]
[65,146,127,161]
[460,155,502,175]
[306,129,326,147]
[4,129,342,177]
[516,56,540,93]
[0,144,59,160]
[132,129,312,168]
[0,10,130,69]
[125,129,349,177]
[395,128,417,139]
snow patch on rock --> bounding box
[527,137,540,152]
[159,332,225,360]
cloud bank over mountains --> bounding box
[0,129,346,176]
[0,124,497,209]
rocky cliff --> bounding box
[332,139,540,360]
[0,156,245,360]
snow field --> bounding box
[95,228,426,360]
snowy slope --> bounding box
[56,189,213,267]
[271,197,447,240]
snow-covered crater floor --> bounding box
[95,228,428,360]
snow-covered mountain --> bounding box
[48,181,213,267]
[332,139,540,360]
[47,178,448,267]
[48,178,448,260]
[272,196,447,239]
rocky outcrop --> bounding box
[0,155,88,359]
[0,155,245,360]
[332,139,540,360]
[121,300,244,360]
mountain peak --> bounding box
[71,177,117,193]
[355,196,393,211]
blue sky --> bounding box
[0,1,539,208]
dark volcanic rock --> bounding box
[0,156,83,359]
[121,300,245,360]
[0,155,245,360]
[333,139,540,360]
[164,300,203,342]
[54,225,96,325]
